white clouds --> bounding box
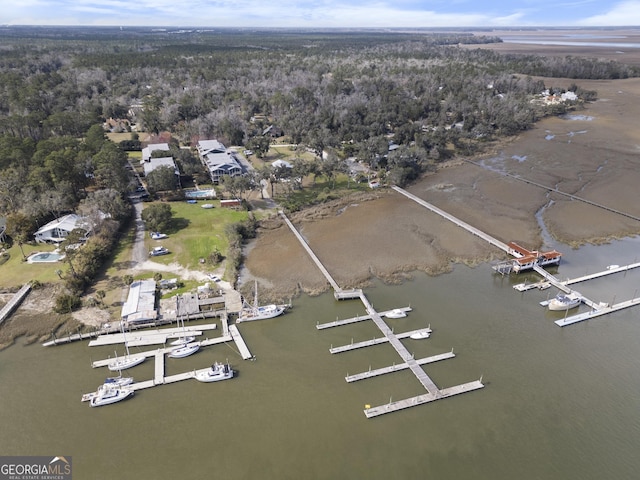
[576,1,640,26]
[2,0,640,27]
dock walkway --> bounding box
[346,351,455,382]
[0,284,31,326]
[392,186,511,254]
[316,306,412,330]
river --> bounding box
[1,237,640,479]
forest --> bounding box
[0,26,638,302]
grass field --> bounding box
[0,243,65,289]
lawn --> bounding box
[142,199,248,271]
[0,243,64,289]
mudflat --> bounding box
[245,32,640,301]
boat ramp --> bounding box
[279,210,484,418]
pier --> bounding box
[0,283,31,326]
[316,306,413,330]
[346,351,455,382]
[389,185,640,327]
[279,210,484,418]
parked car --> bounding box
[150,232,168,240]
[149,246,170,256]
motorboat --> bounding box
[385,309,408,319]
[168,342,200,358]
[548,292,582,311]
[89,385,134,407]
[104,374,134,387]
[410,331,431,340]
[195,362,234,383]
[201,203,214,209]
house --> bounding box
[34,214,92,244]
[141,143,170,164]
[272,159,292,169]
[196,139,244,184]
[121,279,158,325]
[262,125,283,137]
[142,156,180,178]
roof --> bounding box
[143,156,179,177]
[35,214,90,237]
[142,143,170,162]
[121,279,157,320]
[197,139,226,156]
[272,159,292,169]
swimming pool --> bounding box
[185,189,216,199]
[28,252,64,263]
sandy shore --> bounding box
[245,76,640,301]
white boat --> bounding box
[104,374,134,387]
[170,335,195,346]
[108,351,145,371]
[201,203,214,209]
[385,309,407,319]
[168,342,200,358]
[150,232,168,240]
[89,385,134,407]
[548,292,582,311]
[237,280,287,323]
[170,317,198,348]
[410,331,431,340]
[108,325,146,371]
[195,362,234,383]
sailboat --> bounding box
[236,280,287,323]
[168,318,200,358]
[108,324,145,371]
[169,316,196,346]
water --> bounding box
[28,252,63,263]
[2,238,640,479]
[184,189,216,199]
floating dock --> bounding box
[316,306,413,330]
[279,210,484,418]
[330,327,432,353]
[346,351,455,383]
[87,323,218,347]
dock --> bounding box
[229,324,253,359]
[0,283,32,326]
[555,296,640,327]
[87,323,218,347]
[90,326,248,368]
[346,351,455,382]
[279,210,484,418]
[330,327,432,353]
[364,380,485,418]
[316,306,412,330]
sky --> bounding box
[3,0,640,29]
